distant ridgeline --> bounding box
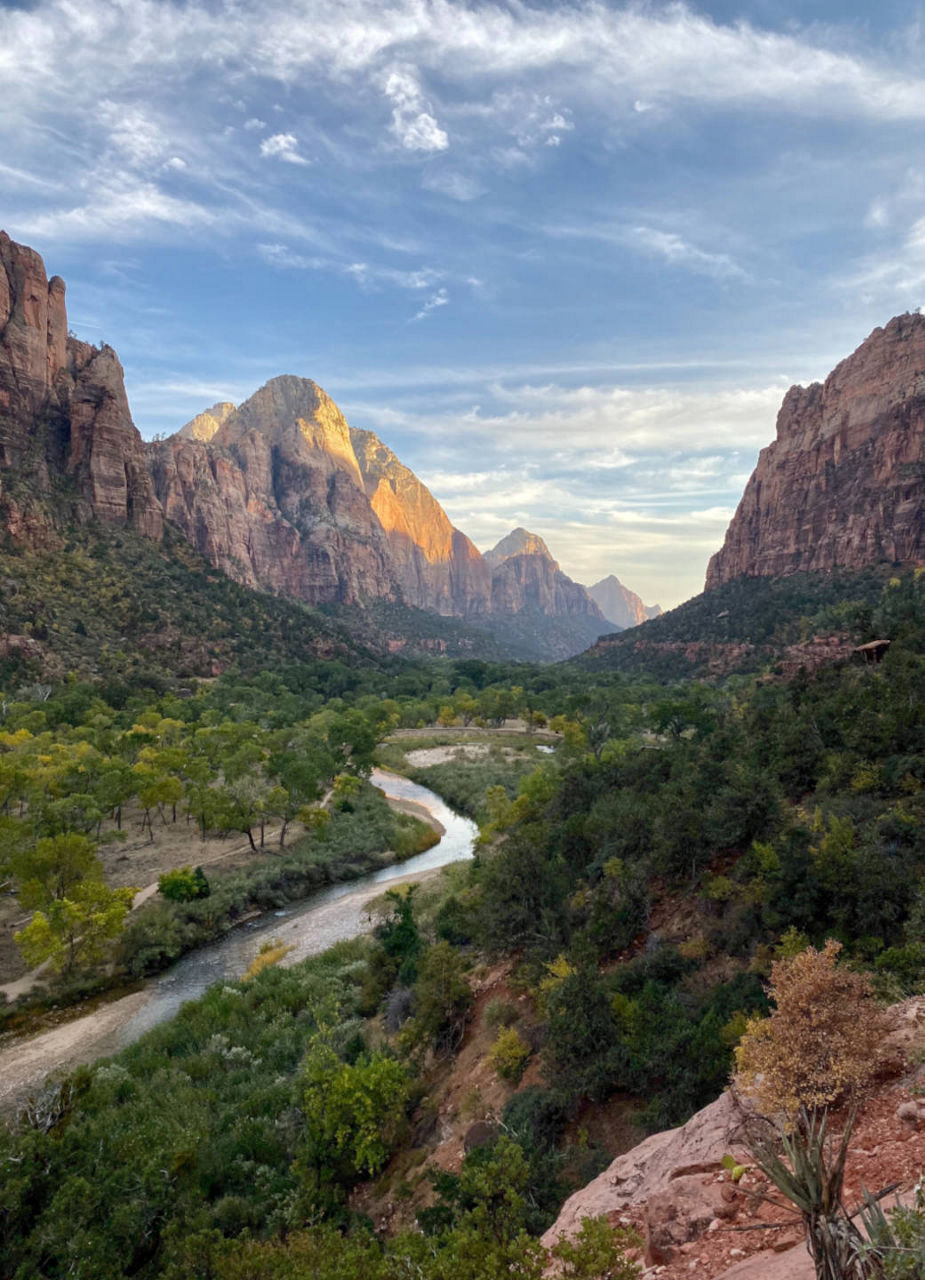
[0,232,661,665]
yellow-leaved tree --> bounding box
[733,940,891,1280]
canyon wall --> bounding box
[707,314,925,589]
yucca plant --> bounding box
[745,1106,883,1280]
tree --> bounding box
[734,941,891,1280]
[11,832,102,909]
[15,880,136,974]
[302,1040,410,1182]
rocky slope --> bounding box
[588,574,662,629]
[707,314,925,589]
[0,231,162,544]
[543,998,925,1279]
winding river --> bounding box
[0,769,477,1113]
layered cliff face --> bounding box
[588,574,662,629]
[351,428,491,615]
[149,377,398,605]
[707,314,925,590]
[485,527,607,620]
[0,232,163,542]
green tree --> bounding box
[15,881,136,974]
[11,831,102,909]
[302,1040,411,1183]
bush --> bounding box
[158,865,210,902]
[488,1027,531,1083]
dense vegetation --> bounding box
[581,566,904,676]
[0,570,922,1279]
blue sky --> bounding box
[2,0,924,607]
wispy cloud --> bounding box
[628,227,748,281]
[257,242,443,293]
[412,288,449,320]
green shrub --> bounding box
[489,1026,531,1083]
[158,865,210,902]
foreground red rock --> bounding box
[543,998,925,1280]
[707,314,925,589]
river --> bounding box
[0,769,476,1113]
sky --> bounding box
[2,0,924,608]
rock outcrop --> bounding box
[177,401,235,443]
[485,528,607,621]
[0,231,162,542]
[707,314,925,590]
[588,574,662,629]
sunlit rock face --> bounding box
[351,427,492,615]
[588,574,662,629]
[707,314,925,590]
[150,377,493,610]
[0,232,163,542]
[149,377,397,605]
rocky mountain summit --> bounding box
[0,231,162,544]
[588,574,662,629]
[484,527,606,621]
[707,314,925,589]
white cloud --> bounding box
[18,177,217,241]
[383,68,448,152]
[244,118,267,131]
[258,242,443,292]
[260,132,309,165]
[412,287,449,320]
[98,102,167,168]
[628,227,748,280]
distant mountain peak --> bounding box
[588,574,662,629]
[177,401,235,443]
[485,527,556,567]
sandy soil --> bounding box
[0,807,308,990]
[404,743,493,766]
[0,988,151,1114]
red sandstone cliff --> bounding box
[706,315,925,590]
[148,377,397,605]
[0,232,162,542]
[351,428,491,615]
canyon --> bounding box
[0,233,642,657]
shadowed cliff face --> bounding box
[486,527,607,620]
[588,575,662,629]
[707,314,925,589]
[0,231,163,542]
